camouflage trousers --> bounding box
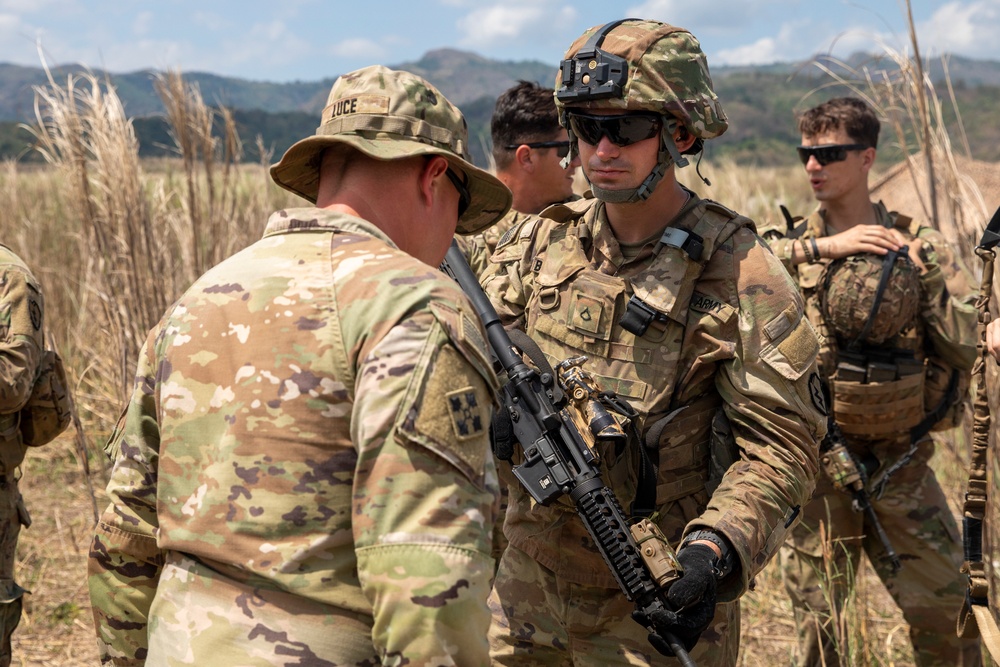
[488,543,739,666]
[781,436,980,667]
[0,476,27,667]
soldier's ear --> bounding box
[672,126,696,154]
[514,144,535,172]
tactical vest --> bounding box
[791,205,965,442]
[513,197,750,527]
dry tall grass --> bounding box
[2,30,996,667]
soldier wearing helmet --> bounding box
[87,65,511,665]
[481,19,825,665]
[770,96,980,666]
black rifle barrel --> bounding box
[443,241,697,666]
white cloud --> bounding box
[132,11,153,37]
[457,4,547,46]
[456,1,578,51]
[330,38,387,61]
[192,11,229,32]
[625,0,773,31]
[715,19,811,65]
[715,36,783,66]
[0,0,70,13]
[918,0,1000,59]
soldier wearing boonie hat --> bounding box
[88,65,510,666]
[271,64,510,235]
[481,19,824,666]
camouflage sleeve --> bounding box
[0,264,44,414]
[479,218,540,329]
[916,227,979,371]
[351,300,499,664]
[765,236,798,275]
[690,228,825,600]
[87,329,165,667]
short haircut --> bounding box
[491,80,562,170]
[798,97,880,149]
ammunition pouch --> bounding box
[830,349,924,441]
[922,356,969,433]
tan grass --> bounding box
[4,9,996,661]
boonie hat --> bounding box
[270,65,511,234]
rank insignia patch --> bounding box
[447,387,484,440]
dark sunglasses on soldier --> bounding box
[505,140,571,159]
[796,143,868,166]
[445,168,471,219]
[567,112,662,147]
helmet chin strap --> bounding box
[577,118,690,204]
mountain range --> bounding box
[3,48,999,167]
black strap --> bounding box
[850,247,907,349]
[507,328,564,405]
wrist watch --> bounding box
[682,529,738,580]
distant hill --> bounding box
[3,48,1000,168]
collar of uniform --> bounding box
[262,207,397,248]
[589,190,705,273]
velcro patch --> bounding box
[323,94,390,122]
[410,343,491,481]
[446,388,485,440]
[690,291,735,323]
[570,292,604,335]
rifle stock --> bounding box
[442,241,697,665]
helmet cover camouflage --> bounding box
[820,251,921,346]
[270,65,511,235]
[554,19,728,141]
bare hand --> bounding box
[820,225,903,260]
[987,319,1000,363]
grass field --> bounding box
[3,59,998,665]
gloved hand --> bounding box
[645,543,719,654]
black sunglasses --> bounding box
[504,140,571,158]
[796,143,868,166]
[567,112,662,147]
[444,168,471,219]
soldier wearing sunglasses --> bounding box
[458,81,582,279]
[480,19,825,666]
[771,96,980,667]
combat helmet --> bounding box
[819,249,921,347]
[554,18,728,203]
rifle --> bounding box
[442,241,698,666]
[819,413,901,573]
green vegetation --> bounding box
[0,50,998,169]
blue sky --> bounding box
[4,0,999,82]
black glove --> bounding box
[490,406,515,461]
[646,543,719,654]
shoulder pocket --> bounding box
[759,306,820,381]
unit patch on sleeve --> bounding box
[447,387,485,440]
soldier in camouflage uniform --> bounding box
[770,96,981,666]
[0,245,45,667]
[481,19,825,665]
[459,80,581,278]
[87,65,513,667]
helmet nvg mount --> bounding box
[555,19,728,203]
